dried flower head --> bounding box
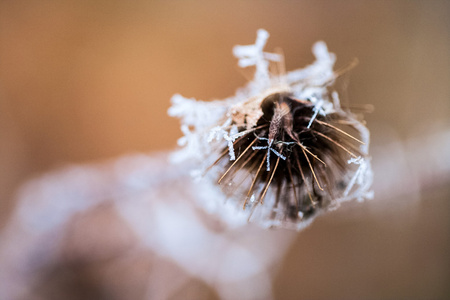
[169,29,373,230]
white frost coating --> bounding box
[252,139,287,171]
[307,98,324,128]
[168,94,230,163]
[169,29,373,229]
[285,40,336,87]
[233,29,281,89]
[208,119,240,160]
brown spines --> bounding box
[213,92,364,224]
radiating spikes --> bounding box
[205,131,255,175]
[228,147,259,179]
[314,119,365,144]
[317,162,334,201]
[260,155,281,204]
[205,124,270,176]
[296,141,326,165]
[203,147,231,175]
[301,147,324,191]
[312,130,358,158]
[211,90,369,222]
[247,153,267,197]
[247,199,259,222]
[243,152,267,209]
[221,151,263,193]
[294,150,314,204]
[218,138,258,183]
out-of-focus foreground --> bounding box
[0,1,449,299]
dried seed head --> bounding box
[168,30,373,230]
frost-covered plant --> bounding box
[169,29,373,230]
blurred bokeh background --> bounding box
[1,1,449,299]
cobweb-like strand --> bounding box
[1,129,450,298]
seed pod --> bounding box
[169,29,373,230]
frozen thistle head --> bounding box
[168,29,373,230]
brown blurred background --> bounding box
[1,1,449,299]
